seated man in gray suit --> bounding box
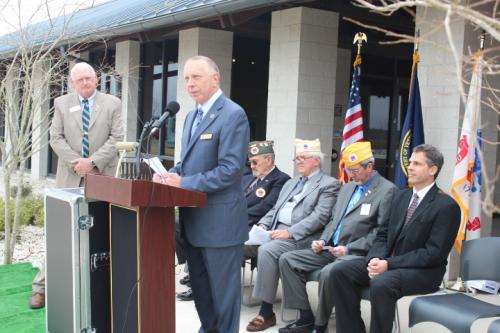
[278,141,397,333]
[245,139,340,332]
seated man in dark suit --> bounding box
[179,140,289,301]
[278,141,397,333]
[328,144,461,333]
[243,140,291,229]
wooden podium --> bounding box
[85,174,206,333]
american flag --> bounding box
[338,55,364,184]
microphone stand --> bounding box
[135,120,153,179]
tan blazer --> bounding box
[50,91,124,188]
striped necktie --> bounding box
[82,99,90,158]
[191,108,204,138]
[404,193,420,226]
[245,178,259,196]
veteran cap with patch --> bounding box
[342,141,373,167]
[295,138,321,154]
[248,140,275,157]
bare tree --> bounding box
[0,0,97,264]
[348,0,499,216]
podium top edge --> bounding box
[44,188,85,204]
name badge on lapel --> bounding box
[69,105,80,113]
[360,203,371,216]
[200,133,213,140]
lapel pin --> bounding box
[210,114,215,119]
[256,188,266,198]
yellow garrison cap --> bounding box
[343,141,373,167]
[295,138,321,153]
[248,140,274,157]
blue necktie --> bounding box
[81,99,90,158]
[332,185,364,245]
[191,108,203,138]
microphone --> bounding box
[115,141,138,152]
[149,101,180,135]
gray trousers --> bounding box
[32,260,45,294]
[244,239,310,304]
[279,248,359,325]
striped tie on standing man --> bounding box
[81,99,90,158]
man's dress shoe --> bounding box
[176,288,193,301]
[29,292,45,309]
[179,275,190,285]
[246,313,276,331]
[278,319,314,333]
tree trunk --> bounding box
[9,168,25,261]
[3,171,12,264]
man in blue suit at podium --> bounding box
[153,55,250,333]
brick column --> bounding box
[267,7,338,176]
[116,40,140,141]
[30,60,50,180]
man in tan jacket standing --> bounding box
[29,62,123,308]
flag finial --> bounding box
[479,31,486,50]
[353,32,367,55]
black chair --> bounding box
[409,237,500,333]
[488,319,500,333]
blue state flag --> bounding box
[395,51,425,189]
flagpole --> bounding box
[414,29,420,52]
[449,36,485,291]
[338,32,367,184]
[394,30,425,189]
[409,30,420,100]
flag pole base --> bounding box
[447,277,466,292]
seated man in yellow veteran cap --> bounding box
[278,141,397,333]
[245,139,340,332]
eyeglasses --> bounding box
[347,167,363,174]
[250,160,260,166]
[293,155,314,162]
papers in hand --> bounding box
[143,157,168,175]
[245,225,271,245]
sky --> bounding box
[0,0,109,33]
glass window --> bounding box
[140,40,178,163]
